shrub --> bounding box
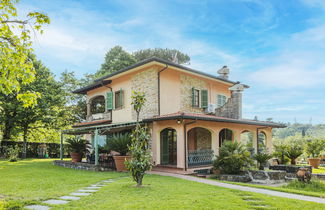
[66,137,88,157]
[305,139,324,158]
[273,139,290,164]
[253,152,272,170]
[213,141,252,174]
[105,133,131,156]
[7,147,19,162]
[284,136,304,165]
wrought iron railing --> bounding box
[188,149,214,167]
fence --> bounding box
[188,149,214,167]
[0,140,64,158]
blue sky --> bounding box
[19,0,325,124]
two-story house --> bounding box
[68,57,284,171]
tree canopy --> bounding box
[0,0,50,106]
[96,46,191,79]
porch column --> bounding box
[211,130,218,156]
[94,129,99,166]
[252,130,258,154]
[60,132,63,160]
[177,125,185,169]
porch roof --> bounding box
[62,121,139,135]
[143,112,286,128]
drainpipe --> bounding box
[256,126,268,154]
[184,119,197,171]
[158,64,169,116]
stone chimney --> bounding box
[215,83,245,119]
[217,66,230,79]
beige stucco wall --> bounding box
[150,119,273,169]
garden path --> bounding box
[149,171,325,204]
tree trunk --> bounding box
[22,126,28,159]
[291,158,296,165]
[3,120,13,141]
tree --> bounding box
[0,56,66,158]
[96,46,136,79]
[126,91,152,187]
[133,48,190,64]
[96,46,191,80]
[0,0,50,106]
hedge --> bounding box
[0,140,66,158]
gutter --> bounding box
[157,64,169,116]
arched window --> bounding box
[219,128,233,146]
[160,128,177,165]
[90,96,105,114]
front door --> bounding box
[160,128,177,165]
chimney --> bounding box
[217,66,229,79]
[228,84,245,119]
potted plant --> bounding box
[253,152,272,170]
[285,141,304,165]
[306,139,322,168]
[105,133,131,172]
[66,137,88,163]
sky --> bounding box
[19,0,325,124]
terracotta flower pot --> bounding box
[308,158,321,169]
[70,152,82,163]
[113,155,131,172]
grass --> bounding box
[0,159,325,209]
[313,166,325,174]
[211,177,325,198]
[0,159,122,208]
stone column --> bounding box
[176,125,185,169]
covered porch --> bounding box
[144,112,284,171]
[59,121,138,169]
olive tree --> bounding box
[125,91,153,187]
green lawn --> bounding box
[1,159,325,209]
[313,166,325,174]
[211,178,325,198]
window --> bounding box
[192,88,200,107]
[217,94,227,108]
[90,96,105,114]
[114,90,124,109]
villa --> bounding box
[66,57,284,172]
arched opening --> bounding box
[160,128,177,165]
[187,127,213,167]
[219,128,233,146]
[240,130,254,155]
[90,96,105,114]
[258,131,267,153]
[188,127,212,151]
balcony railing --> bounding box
[188,149,214,167]
[87,111,112,122]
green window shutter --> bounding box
[201,90,208,108]
[192,88,195,107]
[106,91,113,110]
[119,89,124,108]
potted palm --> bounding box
[306,139,322,168]
[105,133,131,172]
[66,137,88,163]
[253,152,272,170]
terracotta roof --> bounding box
[72,120,111,128]
[73,57,248,94]
[143,112,285,128]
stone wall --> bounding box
[180,74,206,114]
[215,91,242,119]
[131,67,159,120]
[53,160,113,172]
